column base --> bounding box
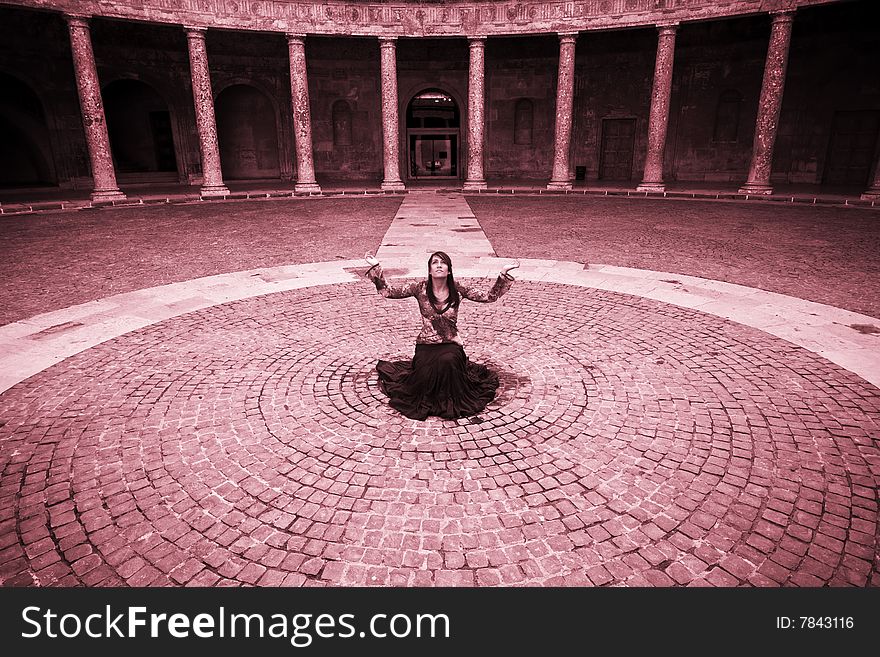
[636,182,665,193]
[737,182,773,195]
[294,182,322,194]
[90,189,127,203]
[200,184,230,197]
[546,180,573,191]
[381,180,406,192]
[860,188,880,200]
[462,180,487,191]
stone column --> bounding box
[548,32,578,190]
[739,11,795,195]
[637,23,678,192]
[287,34,321,193]
[379,37,405,191]
[861,156,880,200]
[65,15,126,202]
[463,36,487,190]
[184,26,229,197]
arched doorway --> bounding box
[0,73,56,187]
[406,89,459,180]
[215,85,280,180]
[103,79,179,182]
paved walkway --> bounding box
[376,191,495,262]
[0,193,878,587]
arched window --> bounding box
[332,100,352,147]
[514,99,533,145]
[713,90,742,142]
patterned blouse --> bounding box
[366,264,514,345]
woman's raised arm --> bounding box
[458,260,519,303]
[364,252,418,299]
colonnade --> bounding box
[62,10,877,201]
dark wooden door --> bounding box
[823,110,880,186]
[599,118,636,181]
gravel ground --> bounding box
[469,195,880,319]
[0,196,401,325]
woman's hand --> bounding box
[500,259,520,276]
[365,252,380,267]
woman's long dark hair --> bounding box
[426,251,460,310]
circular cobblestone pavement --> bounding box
[1,280,878,587]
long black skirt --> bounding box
[376,343,499,420]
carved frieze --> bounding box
[1,0,841,36]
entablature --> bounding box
[0,0,841,36]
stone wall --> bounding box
[569,27,657,182]
[771,3,880,185]
[485,35,556,180]
[308,37,383,180]
[666,15,767,183]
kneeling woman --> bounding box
[364,251,519,420]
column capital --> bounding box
[184,25,207,37]
[64,13,91,27]
[657,22,679,34]
[558,31,579,43]
[378,36,398,46]
[286,33,306,45]
[468,36,488,46]
[770,10,796,23]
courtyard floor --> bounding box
[0,190,877,587]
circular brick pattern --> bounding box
[0,281,878,587]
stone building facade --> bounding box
[0,0,878,199]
